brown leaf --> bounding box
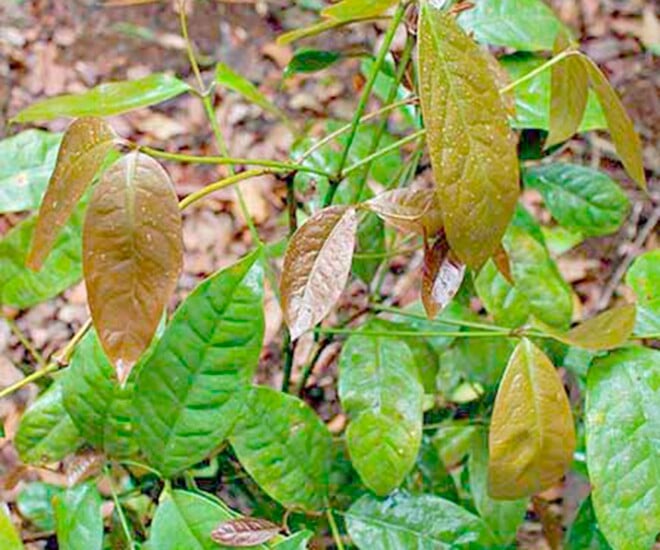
[418,5,519,269]
[421,234,466,319]
[66,449,106,487]
[83,152,183,382]
[484,50,516,118]
[211,517,280,547]
[27,117,116,270]
[364,188,443,237]
[280,206,357,340]
[492,244,513,285]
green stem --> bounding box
[326,508,346,550]
[499,50,577,94]
[179,2,206,92]
[105,465,136,550]
[119,459,163,479]
[323,2,408,206]
[281,331,296,393]
[3,314,46,368]
[140,146,332,178]
[342,129,426,178]
[351,31,416,203]
[315,328,509,338]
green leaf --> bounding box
[457,0,566,51]
[17,482,63,531]
[585,346,660,550]
[28,118,116,270]
[524,163,629,237]
[500,54,606,131]
[15,378,84,465]
[63,330,138,458]
[0,200,85,308]
[360,58,418,127]
[418,4,519,268]
[0,130,61,213]
[83,152,183,381]
[0,509,23,550]
[352,212,385,284]
[53,484,103,550]
[284,49,342,77]
[504,224,573,328]
[216,63,287,122]
[546,35,589,147]
[13,73,190,122]
[475,260,530,328]
[582,57,647,189]
[147,490,233,550]
[338,321,423,495]
[488,339,576,499]
[566,496,612,550]
[345,492,496,548]
[272,530,314,550]
[626,249,660,335]
[432,421,479,468]
[322,0,397,21]
[469,430,527,545]
[229,386,332,512]
[541,225,585,256]
[414,436,459,500]
[134,251,264,476]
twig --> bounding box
[2,314,46,368]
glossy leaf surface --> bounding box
[284,49,342,77]
[0,509,23,550]
[543,304,636,351]
[338,322,423,495]
[546,37,589,147]
[54,484,103,550]
[524,163,629,237]
[147,490,233,550]
[0,201,84,308]
[229,386,332,512]
[15,379,84,465]
[0,130,61,213]
[346,492,496,548]
[322,0,396,21]
[418,5,519,268]
[488,339,576,499]
[364,188,443,237]
[582,57,647,189]
[216,63,286,121]
[457,0,566,51]
[211,518,279,547]
[500,54,606,131]
[469,430,527,544]
[17,483,63,531]
[13,73,190,122]
[432,422,479,468]
[504,225,573,328]
[280,206,357,339]
[421,236,465,319]
[83,152,182,381]
[475,260,530,328]
[566,496,612,550]
[586,347,660,550]
[63,330,137,457]
[626,250,660,334]
[134,251,264,476]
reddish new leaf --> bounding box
[280,206,357,340]
[83,152,182,382]
[66,449,106,487]
[364,188,443,237]
[211,517,280,547]
[421,234,466,319]
[27,117,115,270]
[492,245,514,285]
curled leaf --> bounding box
[421,235,465,319]
[364,188,443,237]
[27,117,115,270]
[488,339,576,500]
[280,206,357,339]
[492,245,514,285]
[581,56,647,189]
[211,517,280,547]
[83,152,183,382]
[418,5,519,268]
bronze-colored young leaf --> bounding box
[83,152,182,382]
[421,235,466,319]
[27,117,115,270]
[364,188,443,237]
[581,56,647,189]
[488,339,576,500]
[492,244,514,284]
[322,0,397,21]
[541,303,636,351]
[484,50,516,118]
[65,449,106,487]
[280,205,357,340]
[211,517,280,547]
[418,4,519,269]
[546,35,588,148]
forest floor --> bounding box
[0,0,658,548]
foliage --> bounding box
[1,0,655,548]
